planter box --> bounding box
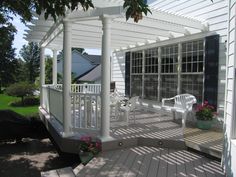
[197,120,213,130]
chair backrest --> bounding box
[174,94,197,111]
[127,96,139,111]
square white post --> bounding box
[62,20,72,136]
[52,49,57,85]
[40,47,45,107]
[100,15,112,141]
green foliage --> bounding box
[20,42,40,83]
[196,101,216,121]
[124,0,151,22]
[6,82,35,105]
[10,97,39,107]
[0,11,18,90]
[0,94,38,116]
[45,56,53,84]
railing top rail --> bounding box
[70,92,101,96]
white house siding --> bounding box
[223,0,236,176]
[111,51,126,94]
[112,0,227,118]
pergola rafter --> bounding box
[26,5,206,50]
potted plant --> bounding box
[195,101,217,130]
[79,136,101,165]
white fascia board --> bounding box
[53,35,137,47]
[31,19,54,27]
[75,20,174,37]
[72,23,161,41]
[71,31,149,44]
[26,31,47,36]
[67,6,124,21]
[114,17,189,34]
[116,31,215,52]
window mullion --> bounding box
[178,43,182,94]
[142,50,145,99]
[158,47,161,102]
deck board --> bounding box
[167,148,177,177]
[126,147,146,177]
[146,148,161,177]
[157,148,168,177]
[75,146,225,177]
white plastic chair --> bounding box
[162,94,197,129]
[119,96,139,125]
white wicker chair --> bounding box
[119,96,139,125]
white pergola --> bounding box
[25,0,208,141]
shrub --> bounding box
[9,97,39,107]
[196,101,217,121]
[6,82,35,105]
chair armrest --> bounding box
[161,97,175,107]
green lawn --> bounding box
[0,94,38,116]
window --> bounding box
[131,51,143,74]
[161,75,178,99]
[129,39,205,102]
[143,48,158,100]
[131,51,143,97]
[161,45,178,73]
[182,40,204,73]
[181,40,204,102]
[161,44,178,99]
[181,75,203,102]
[145,48,158,73]
[144,75,158,100]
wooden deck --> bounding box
[41,110,225,177]
[74,146,225,177]
[184,127,223,158]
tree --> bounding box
[6,82,35,105]
[0,12,18,91]
[20,42,40,83]
[45,56,53,84]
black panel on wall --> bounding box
[204,35,219,108]
[125,52,131,97]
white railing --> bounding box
[41,85,63,124]
[71,92,101,131]
[49,88,63,124]
[42,85,50,112]
[54,84,101,94]
[42,84,101,134]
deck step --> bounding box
[184,127,223,159]
[41,167,76,177]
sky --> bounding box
[12,16,101,58]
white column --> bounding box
[52,49,57,85]
[100,15,112,141]
[62,20,72,136]
[40,47,45,107]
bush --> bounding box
[9,97,39,107]
[6,82,35,105]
